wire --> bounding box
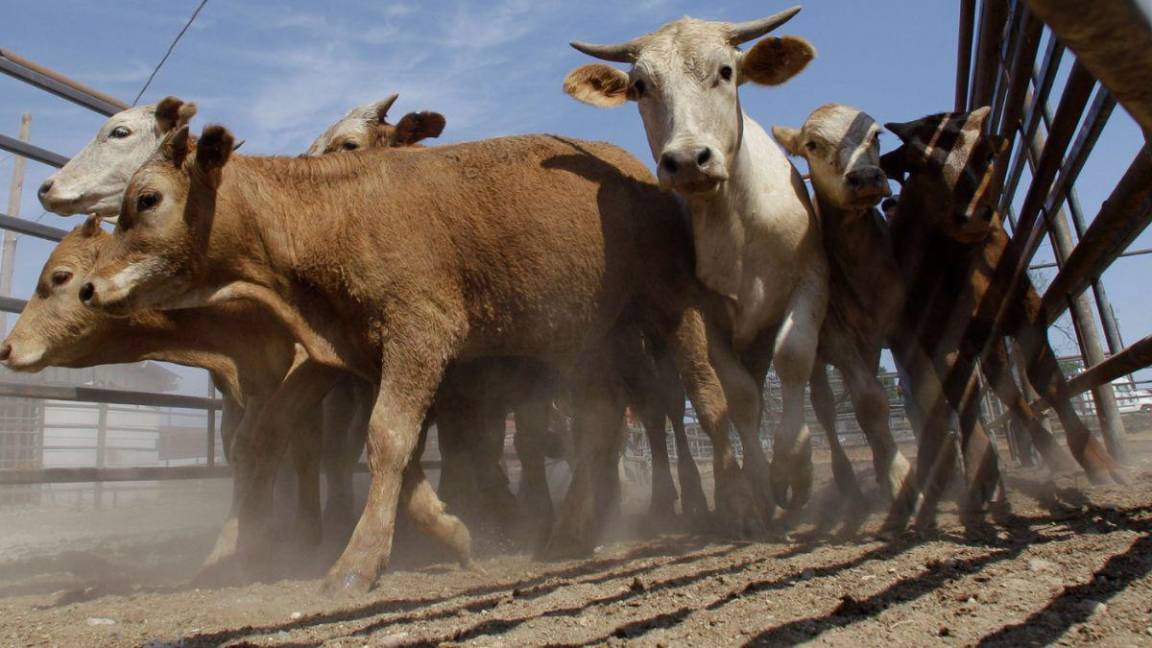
[132,0,209,106]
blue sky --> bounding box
[1,0,1149,392]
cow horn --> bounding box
[727,6,803,45]
[884,120,915,141]
[570,39,642,63]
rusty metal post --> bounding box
[1022,117,1128,461]
[0,113,30,334]
[957,0,978,111]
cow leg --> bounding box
[839,350,916,511]
[399,425,474,570]
[679,306,766,537]
[980,342,1077,474]
[475,397,518,534]
[435,403,477,521]
[809,363,863,501]
[323,337,453,595]
[667,391,709,518]
[196,396,259,584]
[289,404,324,552]
[512,393,555,543]
[321,378,372,554]
[768,290,823,511]
[236,362,341,574]
[545,350,626,558]
[1014,322,1124,484]
[943,348,1001,518]
[633,386,677,521]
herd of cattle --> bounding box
[0,7,1127,594]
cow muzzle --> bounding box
[845,167,891,206]
[657,144,728,194]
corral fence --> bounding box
[3,0,1152,488]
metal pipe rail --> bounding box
[0,48,128,117]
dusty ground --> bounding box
[3,428,1152,647]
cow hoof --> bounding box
[321,571,373,596]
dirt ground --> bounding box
[3,429,1152,647]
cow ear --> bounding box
[740,35,815,86]
[393,111,446,146]
[563,64,632,107]
[158,125,192,168]
[771,125,803,156]
[879,147,910,185]
[195,124,235,181]
[155,96,198,132]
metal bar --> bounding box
[1041,145,1152,325]
[0,381,223,410]
[1000,39,1064,215]
[95,402,108,469]
[0,465,233,485]
[1,114,31,335]
[987,1,1026,135]
[0,133,68,168]
[1026,0,1152,137]
[1030,247,1152,270]
[1023,124,1127,459]
[206,404,216,468]
[0,212,68,241]
[1066,334,1152,400]
[992,10,1044,195]
[1039,88,1115,222]
[0,460,441,485]
[956,0,978,111]
[1011,62,1095,260]
[971,0,1011,110]
[0,49,128,117]
[0,295,25,314]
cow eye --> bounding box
[110,126,131,139]
[719,65,733,82]
[632,79,646,97]
[50,270,73,287]
[341,141,359,151]
[805,141,819,152]
[136,192,161,212]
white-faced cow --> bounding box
[564,7,828,510]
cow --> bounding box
[769,104,915,508]
[309,98,709,527]
[305,94,446,155]
[878,107,1125,528]
[563,7,828,511]
[80,126,765,591]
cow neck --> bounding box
[204,157,369,374]
[680,114,768,302]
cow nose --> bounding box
[846,168,888,193]
[660,146,714,175]
[38,179,54,199]
[79,282,96,304]
[0,343,10,363]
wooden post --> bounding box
[0,113,30,334]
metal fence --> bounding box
[0,49,223,485]
[952,0,1152,462]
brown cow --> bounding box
[879,107,1124,527]
[771,104,915,509]
[82,127,762,591]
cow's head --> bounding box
[564,7,814,194]
[772,104,889,212]
[38,97,197,217]
[0,217,114,370]
[80,124,234,315]
[304,95,446,156]
[880,107,1004,242]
